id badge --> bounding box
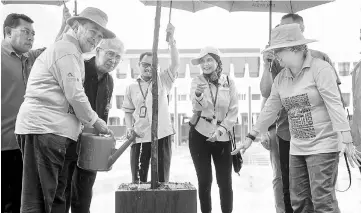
[139,106,147,118]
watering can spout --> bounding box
[107,131,139,168]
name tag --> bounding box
[139,106,147,118]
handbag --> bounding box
[230,126,243,175]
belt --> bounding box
[200,116,221,125]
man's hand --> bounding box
[93,118,111,135]
[166,23,175,42]
[195,83,207,97]
[126,128,133,139]
[63,4,71,24]
[260,133,271,151]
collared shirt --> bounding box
[1,40,45,151]
[260,49,339,141]
[84,57,113,122]
[190,74,239,142]
[15,30,98,142]
[122,67,176,143]
[255,52,350,155]
[352,60,361,147]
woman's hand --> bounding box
[260,133,271,151]
[231,137,253,155]
[340,131,361,167]
[195,83,207,97]
[207,127,225,142]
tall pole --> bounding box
[174,86,178,149]
[151,0,161,189]
[74,0,78,16]
[248,86,252,133]
[268,0,272,43]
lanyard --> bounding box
[208,81,219,117]
[137,79,152,103]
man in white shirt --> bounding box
[14,7,115,213]
[122,23,179,182]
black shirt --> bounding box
[83,57,114,122]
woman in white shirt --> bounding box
[233,24,361,213]
[189,47,238,213]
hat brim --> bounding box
[262,39,317,53]
[67,16,115,39]
[191,52,208,66]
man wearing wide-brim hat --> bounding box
[232,23,361,213]
[14,7,115,213]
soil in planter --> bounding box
[118,182,196,191]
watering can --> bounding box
[77,127,138,171]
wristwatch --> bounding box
[168,39,176,47]
[246,133,256,141]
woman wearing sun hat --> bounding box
[231,23,361,212]
[188,46,238,213]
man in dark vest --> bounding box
[62,37,125,213]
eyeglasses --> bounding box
[99,48,122,62]
[140,62,152,68]
[12,28,35,37]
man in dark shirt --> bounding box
[62,37,125,213]
[259,13,340,213]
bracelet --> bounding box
[246,133,256,141]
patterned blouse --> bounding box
[254,52,350,155]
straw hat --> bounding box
[191,46,221,66]
[263,23,317,53]
[67,7,115,39]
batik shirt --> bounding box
[254,52,350,155]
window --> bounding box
[108,117,120,126]
[341,93,350,107]
[178,94,187,101]
[116,69,121,79]
[238,94,246,100]
[338,62,350,76]
[252,94,261,100]
[116,95,124,109]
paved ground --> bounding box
[90,143,361,213]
